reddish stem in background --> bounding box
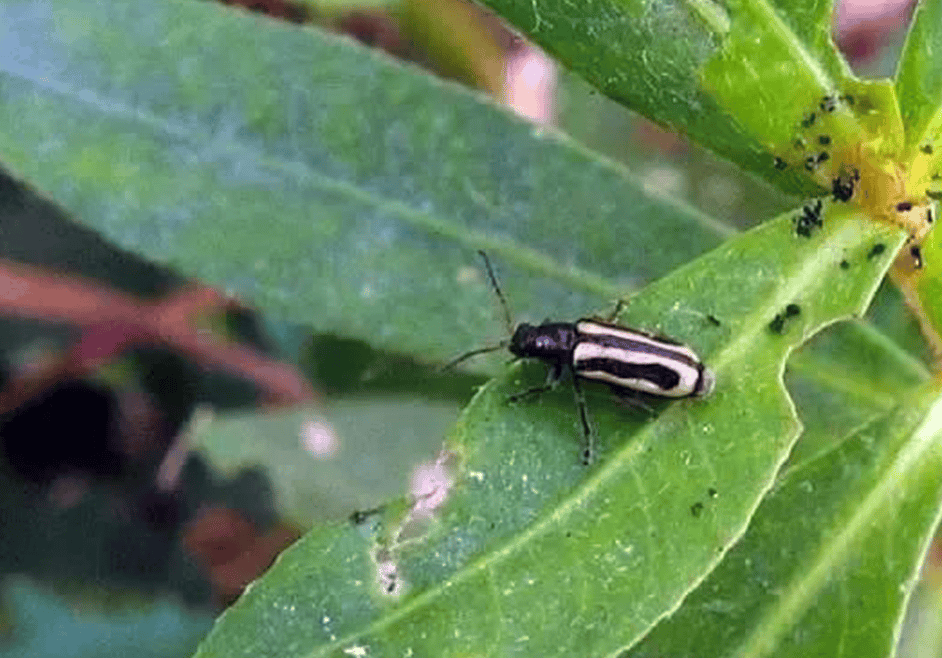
[0,259,315,414]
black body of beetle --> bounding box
[451,252,716,464]
[509,319,714,400]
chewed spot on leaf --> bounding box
[374,551,404,597]
[409,450,456,519]
[366,451,458,598]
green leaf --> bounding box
[622,383,942,658]
[0,0,728,367]
[785,319,929,469]
[903,208,942,360]
[5,0,919,561]
[865,279,934,371]
[897,573,942,658]
[896,0,942,154]
[192,210,905,658]
[0,2,930,654]
[476,0,869,193]
[0,0,914,398]
[190,398,459,526]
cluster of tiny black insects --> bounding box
[781,95,937,271]
[775,93,868,188]
[793,199,823,238]
[831,168,860,202]
[799,95,852,172]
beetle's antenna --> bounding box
[478,250,514,335]
[439,342,508,372]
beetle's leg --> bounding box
[569,374,595,465]
[609,385,657,415]
[507,362,563,403]
[604,299,629,323]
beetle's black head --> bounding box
[508,322,577,362]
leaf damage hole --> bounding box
[408,450,457,520]
[375,552,403,596]
[369,450,458,597]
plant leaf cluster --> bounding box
[1,0,942,656]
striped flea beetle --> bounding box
[448,252,715,463]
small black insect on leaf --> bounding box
[768,303,801,335]
[831,168,860,202]
[793,199,824,238]
[802,151,829,173]
[820,96,837,112]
